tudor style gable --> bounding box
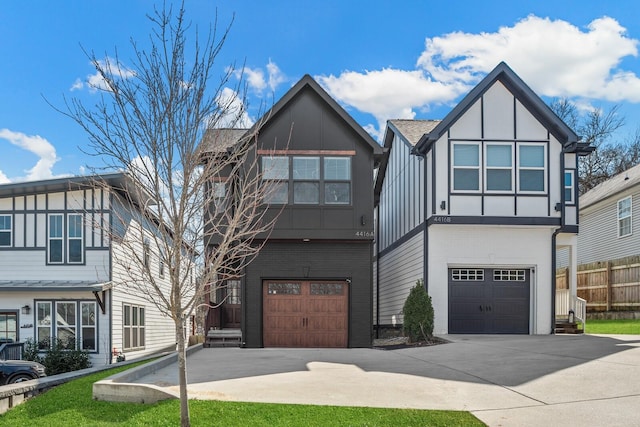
[414,62,586,231]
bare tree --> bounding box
[58,4,279,426]
[550,98,628,194]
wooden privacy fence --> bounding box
[556,256,640,311]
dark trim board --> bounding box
[427,216,561,227]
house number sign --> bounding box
[431,216,453,223]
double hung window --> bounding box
[618,196,632,237]
[564,171,575,204]
[48,214,84,264]
[519,145,546,192]
[0,312,17,343]
[293,156,320,203]
[0,215,11,247]
[485,144,513,192]
[262,156,289,204]
[452,144,480,191]
[451,142,546,194]
[123,304,145,350]
[324,157,351,204]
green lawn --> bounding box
[585,318,640,335]
[0,362,483,427]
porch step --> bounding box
[555,321,584,334]
[204,329,242,348]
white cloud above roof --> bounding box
[0,128,64,182]
[315,15,640,139]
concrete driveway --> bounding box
[133,334,640,426]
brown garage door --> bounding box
[263,280,348,347]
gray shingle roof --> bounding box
[580,163,640,209]
[388,119,440,146]
[200,128,249,153]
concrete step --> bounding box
[204,329,242,348]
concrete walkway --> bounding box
[131,334,640,426]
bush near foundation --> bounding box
[23,338,92,375]
[403,279,434,343]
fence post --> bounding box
[606,261,612,311]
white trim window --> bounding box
[123,303,145,351]
[485,143,513,192]
[293,156,320,204]
[564,171,575,204]
[68,214,83,263]
[452,143,481,192]
[0,215,11,247]
[518,144,546,192]
[35,300,97,351]
[618,196,632,237]
[48,214,64,263]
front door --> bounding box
[223,279,241,328]
[263,280,348,347]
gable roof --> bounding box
[201,75,383,159]
[413,62,579,156]
[374,119,440,203]
[580,162,640,209]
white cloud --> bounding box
[71,57,136,93]
[240,60,286,94]
[0,170,9,184]
[315,15,640,139]
[212,87,255,128]
[0,129,63,182]
[317,68,469,140]
[417,15,640,101]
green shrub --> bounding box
[402,279,434,343]
[22,338,92,374]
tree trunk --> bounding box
[176,316,190,427]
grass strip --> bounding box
[585,318,640,335]
[0,361,483,426]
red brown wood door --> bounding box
[263,281,348,347]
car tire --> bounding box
[8,373,34,384]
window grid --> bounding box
[0,215,11,247]
[451,269,484,281]
[262,155,352,205]
[493,270,526,281]
[123,303,145,351]
[67,214,83,263]
[618,196,632,237]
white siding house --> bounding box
[375,62,593,335]
[0,173,186,365]
[577,163,640,264]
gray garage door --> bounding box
[448,268,530,334]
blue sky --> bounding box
[2,0,640,183]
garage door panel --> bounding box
[263,281,348,347]
[449,268,529,334]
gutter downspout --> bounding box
[375,204,380,339]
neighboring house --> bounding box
[374,62,593,335]
[202,75,382,348]
[577,163,640,264]
[0,173,188,365]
